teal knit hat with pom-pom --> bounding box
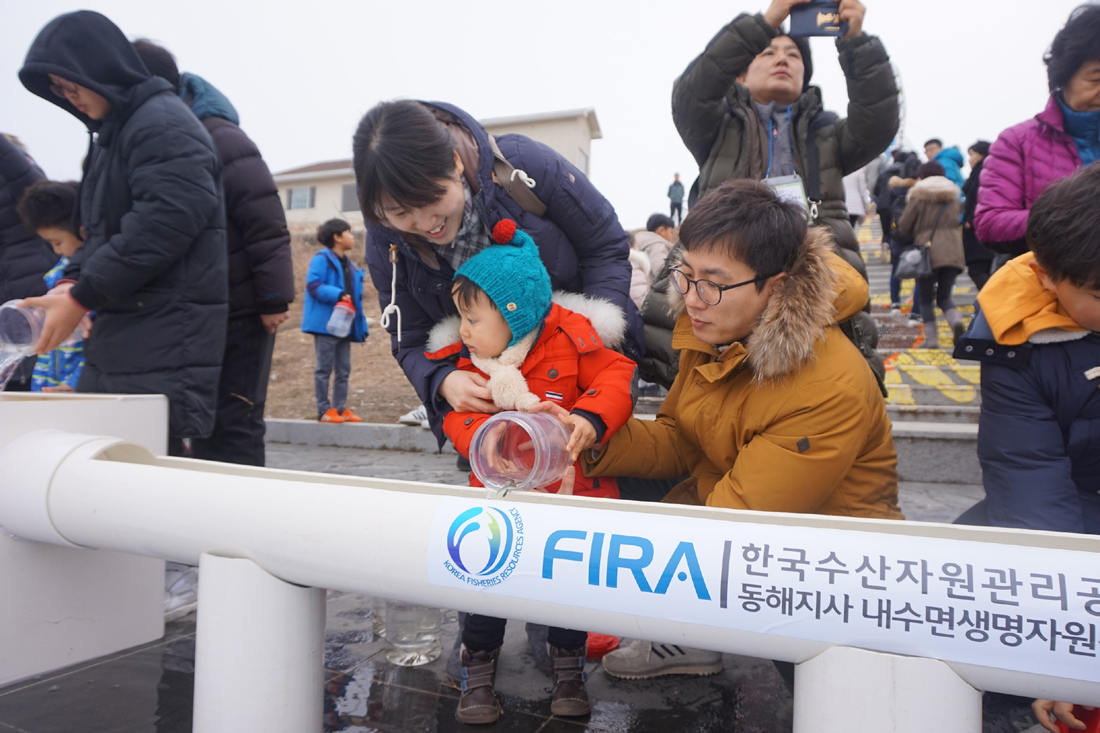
[455,219,552,346]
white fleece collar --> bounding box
[1028,328,1091,344]
[468,329,542,411]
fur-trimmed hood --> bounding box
[907,175,961,203]
[425,291,626,354]
[671,230,868,381]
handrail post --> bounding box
[192,554,325,733]
[793,646,982,733]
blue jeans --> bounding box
[313,334,350,415]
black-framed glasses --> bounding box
[668,267,775,306]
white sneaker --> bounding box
[399,404,429,428]
[601,639,723,679]
[164,563,198,616]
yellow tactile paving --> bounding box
[882,349,980,404]
[882,368,915,405]
[951,365,981,385]
[898,364,977,403]
[908,349,957,366]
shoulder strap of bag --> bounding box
[487,135,548,217]
[926,203,948,245]
[804,111,837,222]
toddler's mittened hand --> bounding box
[526,401,571,419]
[562,414,597,461]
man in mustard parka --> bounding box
[581,180,901,680]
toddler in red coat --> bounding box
[426,219,638,499]
[424,219,637,724]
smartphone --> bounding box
[789,1,849,37]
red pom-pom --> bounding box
[492,219,517,244]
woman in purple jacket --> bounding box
[974,4,1100,264]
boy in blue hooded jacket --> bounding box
[16,179,85,392]
[302,219,368,422]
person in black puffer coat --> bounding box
[961,141,994,291]
[0,135,59,390]
[19,11,227,449]
[133,40,294,467]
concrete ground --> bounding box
[0,443,1002,733]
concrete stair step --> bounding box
[883,349,981,406]
[265,418,981,485]
[888,405,979,423]
[892,421,979,484]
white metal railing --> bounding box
[1,429,1098,733]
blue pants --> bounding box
[313,334,350,415]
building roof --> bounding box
[275,107,601,181]
[275,159,353,176]
[480,108,601,139]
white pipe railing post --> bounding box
[192,553,325,733]
[794,646,982,733]
[2,425,1098,730]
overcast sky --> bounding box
[2,0,1089,230]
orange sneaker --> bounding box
[340,409,362,423]
[319,408,345,423]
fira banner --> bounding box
[427,498,1099,682]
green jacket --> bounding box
[671,13,899,252]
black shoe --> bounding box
[456,455,471,472]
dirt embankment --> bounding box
[265,232,420,423]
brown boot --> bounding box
[455,645,502,724]
[549,644,591,717]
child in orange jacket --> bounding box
[423,219,637,724]
[425,219,638,499]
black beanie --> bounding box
[969,140,992,158]
[789,34,814,92]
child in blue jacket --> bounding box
[16,180,85,392]
[302,219,368,422]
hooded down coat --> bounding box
[427,297,637,499]
[19,11,227,438]
[364,102,642,446]
[932,147,965,190]
[672,12,899,254]
[953,255,1100,534]
[584,237,901,519]
[896,176,966,271]
[974,95,1083,256]
[179,73,294,320]
[0,136,58,306]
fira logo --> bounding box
[447,507,516,578]
[542,531,711,600]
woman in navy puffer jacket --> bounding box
[353,101,642,444]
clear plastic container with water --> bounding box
[371,596,386,640]
[0,300,43,391]
[0,300,83,391]
[326,299,355,338]
[469,411,572,497]
[384,601,442,666]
